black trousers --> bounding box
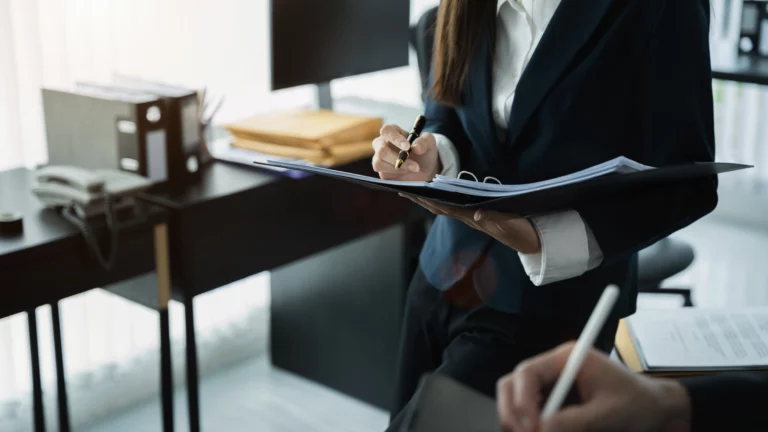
[387,268,619,431]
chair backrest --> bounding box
[410,7,439,101]
[637,238,695,289]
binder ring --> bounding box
[457,171,502,185]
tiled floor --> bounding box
[82,355,389,432]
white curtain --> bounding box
[0,0,438,429]
[0,274,272,432]
[0,0,436,170]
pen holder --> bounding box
[199,120,213,166]
[197,89,224,167]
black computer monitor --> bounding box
[270,0,411,108]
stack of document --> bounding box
[428,157,653,197]
[266,156,652,195]
[617,307,768,376]
[261,156,748,214]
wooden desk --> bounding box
[140,98,428,431]
[0,168,173,432]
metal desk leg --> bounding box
[26,309,45,432]
[50,301,70,432]
[184,294,200,432]
[154,224,174,432]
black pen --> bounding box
[395,115,427,169]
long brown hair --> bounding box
[431,0,495,107]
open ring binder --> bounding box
[457,171,502,184]
[257,157,750,214]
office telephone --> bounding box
[32,166,153,269]
[33,166,152,216]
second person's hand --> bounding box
[496,342,692,432]
[372,124,440,182]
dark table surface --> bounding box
[141,97,426,298]
[0,168,167,318]
[135,98,428,413]
[144,160,276,209]
[141,157,424,298]
[147,97,421,210]
[0,168,90,258]
[712,53,768,85]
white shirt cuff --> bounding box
[518,210,604,286]
[432,133,460,178]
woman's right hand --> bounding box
[372,124,440,182]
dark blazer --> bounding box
[419,0,718,319]
[682,373,768,431]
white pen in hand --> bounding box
[540,284,621,421]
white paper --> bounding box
[758,87,768,187]
[628,308,768,370]
[268,160,431,188]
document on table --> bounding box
[627,307,768,371]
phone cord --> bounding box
[61,195,119,271]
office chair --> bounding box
[636,238,695,306]
[410,7,695,307]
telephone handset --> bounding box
[36,165,105,193]
[32,166,153,269]
[33,166,151,214]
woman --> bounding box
[372,0,717,429]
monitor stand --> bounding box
[315,82,333,110]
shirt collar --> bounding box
[497,0,561,27]
[497,0,511,14]
[498,0,533,16]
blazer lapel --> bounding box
[506,0,613,148]
[461,16,500,175]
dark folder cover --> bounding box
[400,374,499,432]
[257,161,749,215]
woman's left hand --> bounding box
[402,195,542,255]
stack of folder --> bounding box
[615,307,768,377]
[223,110,382,166]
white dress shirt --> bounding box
[433,0,604,286]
